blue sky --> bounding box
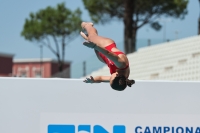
[0,0,199,65]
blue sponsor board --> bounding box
[48,125,200,133]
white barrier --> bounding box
[0,78,200,133]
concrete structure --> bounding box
[13,58,71,78]
[0,52,14,77]
[0,78,200,133]
[86,35,200,81]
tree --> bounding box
[82,0,188,54]
[21,3,82,71]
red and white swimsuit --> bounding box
[98,43,129,74]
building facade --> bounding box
[0,53,14,77]
[13,58,71,78]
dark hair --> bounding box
[110,75,135,91]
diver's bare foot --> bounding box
[80,31,88,40]
[81,22,93,29]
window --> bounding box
[35,71,42,78]
[20,71,27,77]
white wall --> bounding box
[0,78,200,133]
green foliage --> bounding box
[82,0,188,30]
[150,22,162,31]
[83,0,188,53]
[82,0,123,24]
[22,3,82,41]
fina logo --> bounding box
[48,125,125,133]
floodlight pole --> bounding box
[83,61,86,77]
[158,18,171,42]
[198,0,200,34]
[40,45,43,77]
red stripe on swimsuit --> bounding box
[98,43,129,74]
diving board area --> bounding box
[0,78,200,133]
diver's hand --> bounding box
[83,41,96,49]
[83,76,95,83]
